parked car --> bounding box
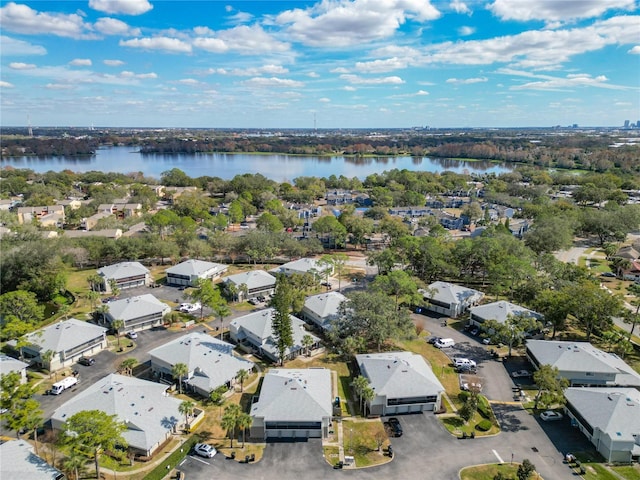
[434,338,455,348]
[511,370,532,378]
[460,380,482,392]
[78,356,95,366]
[126,331,138,339]
[387,417,403,437]
[453,357,476,368]
[540,410,563,422]
[469,326,479,336]
[600,272,616,278]
[426,336,441,344]
[456,364,477,373]
[193,443,217,458]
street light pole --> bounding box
[511,452,514,464]
[350,428,353,454]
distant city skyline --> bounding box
[1,0,639,128]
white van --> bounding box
[453,358,476,368]
[435,338,455,348]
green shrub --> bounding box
[458,391,470,402]
[476,419,492,431]
[477,395,494,420]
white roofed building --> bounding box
[223,270,276,302]
[104,294,171,333]
[0,354,29,384]
[0,439,65,479]
[469,300,542,327]
[97,261,150,293]
[149,332,254,396]
[420,282,484,318]
[356,351,445,415]
[166,260,228,287]
[250,368,333,440]
[300,291,347,330]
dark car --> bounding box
[387,417,403,437]
[78,356,95,366]
[427,336,441,345]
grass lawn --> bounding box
[341,419,390,467]
[459,463,532,480]
[611,465,640,480]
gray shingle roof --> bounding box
[527,340,640,385]
[106,294,169,322]
[0,439,64,479]
[302,291,347,327]
[470,300,541,323]
[230,308,319,359]
[166,259,227,277]
[565,387,640,441]
[17,318,106,354]
[250,368,332,422]
[356,351,445,399]
[51,374,182,453]
[0,354,28,376]
[425,281,484,305]
[149,332,253,392]
[223,270,276,290]
[97,261,149,280]
[270,257,327,275]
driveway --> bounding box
[175,411,587,480]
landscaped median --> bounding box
[459,461,543,480]
[338,419,392,468]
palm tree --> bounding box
[361,386,375,417]
[178,400,195,432]
[111,319,124,348]
[237,412,252,448]
[107,279,120,297]
[87,274,102,292]
[214,303,231,340]
[95,303,109,325]
[119,358,137,376]
[351,375,369,413]
[301,334,314,357]
[86,290,100,313]
[172,362,189,394]
[221,404,241,448]
[41,349,55,377]
[236,369,249,392]
[63,452,87,480]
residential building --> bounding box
[618,260,640,282]
[526,340,640,387]
[64,228,123,239]
[104,294,170,333]
[270,257,332,278]
[149,332,254,396]
[0,354,29,384]
[16,205,65,227]
[229,308,320,363]
[166,259,228,287]
[469,301,543,327]
[9,319,107,371]
[250,368,332,440]
[97,261,151,292]
[356,351,445,415]
[223,270,276,301]
[51,374,186,457]
[420,282,484,318]
[300,291,347,330]
[0,439,65,479]
[564,387,640,463]
[55,198,82,210]
[616,245,640,261]
[81,211,112,230]
[96,202,142,219]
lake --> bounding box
[1,146,513,181]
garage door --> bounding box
[265,429,322,439]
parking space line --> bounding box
[189,455,211,465]
[492,450,504,463]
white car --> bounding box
[540,410,563,422]
[180,302,201,313]
[453,358,476,368]
[193,443,217,458]
[126,331,138,339]
[511,370,532,378]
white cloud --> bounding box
[120,71,157,79]
[69,58,92,66]
[629,46,640,54]
[416,90,429,95]
[88,0,152,16]
[307,71,320,78]
[177,78,200,85]
[458,26,475,36]
[194,25,290,55]
[94,17,141,36]
[330,67,350,74]
[343,85,357,91]
[104,59,125,66]
[0,81,15,88]
[119,37,192,53]
[509,72,632,91]
[9,62,36,70]
[242,77,305,88]
[615,101,632,106]
[226,11,253,24]
[424,15,640,69]
[340,74,405,85]
[355,57,409,73]
[0,35,46,56]
[487,0,635,22]
[276,0,440,47]
[319,97,331,102]
[450,0,471,15]
[45,83,75,90]
[446,76,488,84]
[0,2,89,38]
[389,90,430,98]
[213,64,289,76]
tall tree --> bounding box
[188,278,219,320]
[533,365,569,410]
[236,369,249,392]
[119,358,137,376]
[237,412,253,448]
[221,404,242,448]
[483,313,542,357]
[371,270,419,310]
[111,318,124,348]
[61,410,127,480]
[171,362,189,394]
[270,275,295,365]
[571,279,623,341]
[178,400,195,432]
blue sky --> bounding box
[1,0,639,128]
